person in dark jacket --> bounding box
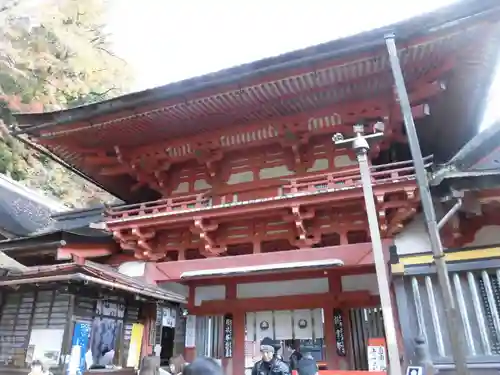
[182,357,223,375]
[296,352,318,375]
[288,341,302,371]
[252,337,290,375]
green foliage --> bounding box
[0,0,129,207]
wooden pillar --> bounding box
[141,304,156,359]
[225,282,245,375]
[233,311,246,375]
[391,284,405,368]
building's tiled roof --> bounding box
[431,120,500,192]
[0,175,67,237]
[0,259,186,303]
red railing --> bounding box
[106,156,432,220]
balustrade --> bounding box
[106,156,432,220]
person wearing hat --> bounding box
[251,337,290,375]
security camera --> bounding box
[332,133,344,142]
[372,121,385,133]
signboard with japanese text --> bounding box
[333,309,346,356]
[223,314,233,358]
[367,338,387,372]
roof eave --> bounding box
[13,0,500,133]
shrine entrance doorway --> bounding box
[245,309,325,368]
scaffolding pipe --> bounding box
[385,33,469,375]
[438,198,463,230]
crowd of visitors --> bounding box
[28,336,318,375]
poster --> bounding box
[126,323,144,369]
[162,307,177,328]
[28,328,65,367]
[67,322,91,375]
[367,338,387,372]
[185,315,196,348]
[223,314,233,358]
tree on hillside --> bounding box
[0,0,130,208]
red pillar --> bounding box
[225,282,246,375]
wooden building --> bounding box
[0,258,185,375]
[390,120,500,374]
[10,2,500,374]
[0,204,186,374]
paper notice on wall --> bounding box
[185,315,196,348]
[367,338,387,372]
[126,323,144,369]
[162,307,177,328]
[28,328,65,367]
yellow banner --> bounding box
[126,323,144,368]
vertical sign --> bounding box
[127,323,145,369]
[367,338,387,372]
[185,315,196,348]
[333,309,346,356]
[67,321,91,375]
[223,314,233,358]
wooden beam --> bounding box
[190,291,377,315]
[151,242,390,282]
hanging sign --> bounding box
[333,309,346,356]
[223,314,233,358]
[367,338,387,372]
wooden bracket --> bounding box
[191,218,225,256]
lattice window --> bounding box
[477,273,500,354]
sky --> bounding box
[106,0,499,130]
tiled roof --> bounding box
[0,175,67,237]
[0,260,186,303]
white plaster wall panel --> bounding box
[462,225,500,247]
[274,310,293,340]
[293,310,313,339]
[259,166,294,179]
[393,214,431,255]
[246,312,256,341]
[173,182,189,194]
[341,274,379,295]
[312,308,324,339]
[194,179,211,190]
[237,278,329,299]
[255,311,274,342]
[194,285,226,306]
[334,154,357,168]
[117,261,145,277]
[307,159,329,173]
[227,171,254,184]
[160,282,189,297]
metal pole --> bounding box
[353,132,402,375]
[385,33,470,375]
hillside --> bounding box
[0,0,130,208]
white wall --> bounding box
[117,261,146,277]
[341,274,379,295]
[393,214,431,255]
[462,225,500,247]
[194,285,226,306]
[394,214,500,256]
[237,278,329,299]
